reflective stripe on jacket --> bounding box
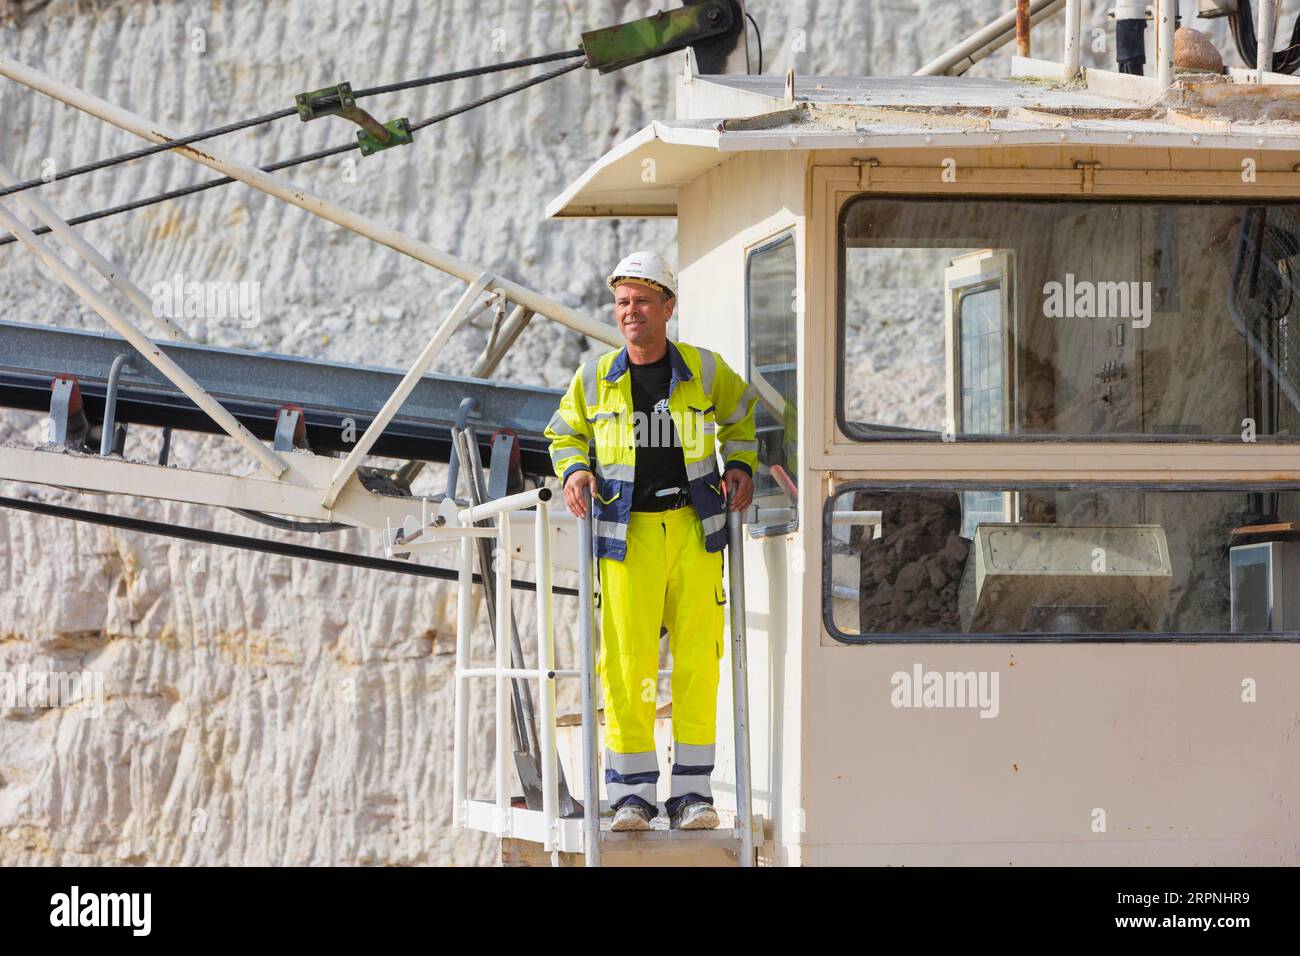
[544,340,760,561]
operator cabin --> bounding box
[546,59,1300,865]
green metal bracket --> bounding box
[356,117,413,156]
[295,81,414,157]
[295,82,357,121]
[580,0,738,74]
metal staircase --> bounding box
[419,466,759,867]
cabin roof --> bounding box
[547,70,1300,219]
[675,73,1133,111]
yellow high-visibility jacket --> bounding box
[545,341,759,561]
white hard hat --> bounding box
[607,250,677,298]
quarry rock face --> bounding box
[0,0,1247,864]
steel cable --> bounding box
[0,493,579,595]
[0,58,585,247]
[0,48,585,202]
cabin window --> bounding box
[838,197,1300,443]
[823,483,1300,643]
[745,231,799,502]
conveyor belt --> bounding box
[0,320,565,474]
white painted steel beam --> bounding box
[0,161,194,343]
[0,443,585,572]
[320,273,494,509]
[0,202,289,477]
[0,444,398,527]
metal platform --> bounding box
[0,319,563,472]
[471,799,758,866]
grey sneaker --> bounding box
[669,800,719,831]
[610,802,654,831]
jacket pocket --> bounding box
[586,406,625,460]
[679,404,716,458]
[686,403,717,433]
[594,475,623,512]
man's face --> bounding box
[614,281,675,348]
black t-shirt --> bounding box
[628,352,689,511]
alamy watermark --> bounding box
[50,886,150,936]
[1042,273,1152,329]
[627,400,709,456]
[890,663,1000,718]
[0,666,104,718]
[151,273,261,328]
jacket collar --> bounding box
[604,340,693,386]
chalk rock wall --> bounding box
[0,0,1268,865]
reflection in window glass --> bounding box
[746,232,798,497]
[824,485,1300,640]
[839,198,1300,442]
[959,286,1004,433]
[1230,546,1274,632]
[953,273,1010,536]
[842,247,952,431]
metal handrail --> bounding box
[452,486,565,858]
[448,485,756,866]
[576,501,756,866]
[915,0,1065,76]
[577,489,601,866]
[570,499,755,865]
[726,507,755,867]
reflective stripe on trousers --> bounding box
[599,505,725,812]
[667,741,716,818]
[604,749,659,813]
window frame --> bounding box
[834,193,1300,446]
[744,227,800,535]
[821,479,1300,645]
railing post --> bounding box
[576,487,601,867]
[534,499,559,861]
[453,534,473,829]
[727,508,755,867]
[1063,0,1081,79]
[1157,0,1175,90]
[1257,0,1277,78]
[495,510,512,836]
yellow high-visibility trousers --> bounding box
[598,505,725,816]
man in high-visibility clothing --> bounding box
[545,251,758,831]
